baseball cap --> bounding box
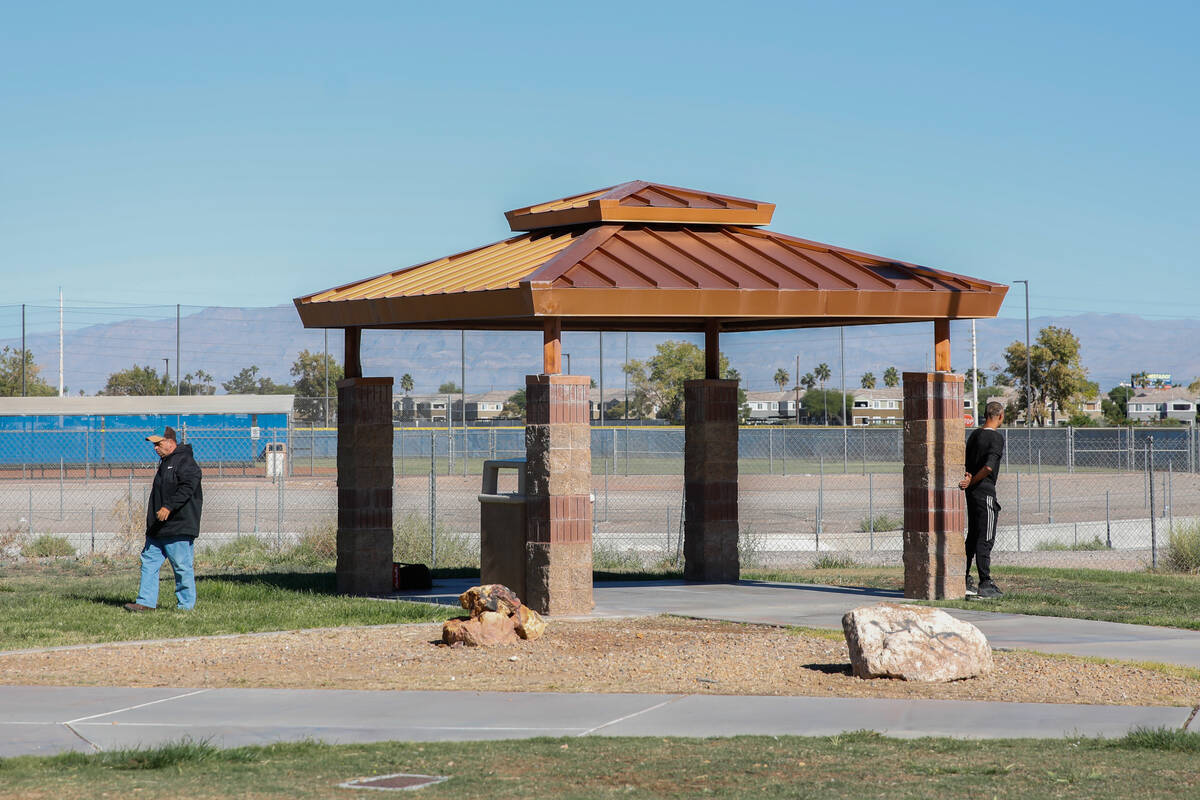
[146,426,177,443]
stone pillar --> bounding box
[683,379,739,581]
[524,374,593,615]
[336,376,394,595]
[902,372,966,599]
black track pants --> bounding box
[965,491,1000,582]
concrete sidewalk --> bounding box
[3,577,1198,757]
[2,686,1194,757]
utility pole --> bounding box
[624,332,629,422]
[163,358,170,394]
[840,327,846,426]
[794,353,800,424]
[176,303,181,395]
[58,288,64,397]
[598,331,604,426]
[971,319,979,424]
[460,329,466,441]
[323,329,329,427]
[1014,280,1031,426]
[20,304,26,397]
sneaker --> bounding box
[977,580,1003,599]
[123,603,153,612]
[965,576,978,596]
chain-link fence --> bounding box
[2,426,1197,572]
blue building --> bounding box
[0,395,294,467]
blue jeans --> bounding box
[135,536,196,610]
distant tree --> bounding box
[883,367,899,388]
[0,347,56,396]
[801,389,854,426]
[291,350,343,423]
[773,368,790,391]
[501,389,526,419]
[860,372,875,389]
[1189,377,1200,394]
[813,364,832,424]
[623,340,744,423]
[1002,326,1091,426]
[222,366,287,395]
[989,363,1013,387]
[438,381,462,394]
[400,374,414,395]
[800,372,816,391]
[1102,385,1135,425]
[964,368,987,392]
[101,365,170,396]
[178,370,216,396]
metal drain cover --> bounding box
[339,773,449,791]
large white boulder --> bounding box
[842,602,993,682]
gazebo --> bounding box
[294,181,1007,611]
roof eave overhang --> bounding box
[294,285,1007,332]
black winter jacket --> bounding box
[146,443,203,539]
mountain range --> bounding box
[4,305,1197,396]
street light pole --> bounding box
[1014,279,1031,426]
[163,358,169,395]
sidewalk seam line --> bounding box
[64,688,212,725]
[576,695,689,737]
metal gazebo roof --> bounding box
[294,181,1007,333]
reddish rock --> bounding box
[441,611,519,647]
[459,584,523,617]
[514,605,546,641]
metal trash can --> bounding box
[478,458,526,598]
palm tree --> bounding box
[860,372,876,389]
[773,368,790,392]
[883,367,899,388]
[800,372,816,391]
[814,363,831,425]
[400,373,414,395]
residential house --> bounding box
[850,388,903,426]
[744,390,798,422]
[1126,389,1198,423]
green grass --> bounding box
[0,558,457,651]
[20,534,76,558]
[742,564,1200,630]
[1166,520,1200,573]
[1,731,1198,799]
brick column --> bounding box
[524,374,593,615]
[902,372,966,599]
[336,376,394,595]
[683,379,739,581]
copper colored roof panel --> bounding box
[295,219,1007,332]
[505,180,775,231]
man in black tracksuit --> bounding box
[959,401,1005,599]
[124,426,203,612]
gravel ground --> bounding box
[3,617,1198,707]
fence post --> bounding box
[1105,490,1111,548]
[817,455,824,538]
[1048,477,1053,524]
[90,506,95,554]
[1168,461,1173,533]
[1015,471,1021,552]
[1147,437,1156,569]
[59,458,64,521]
[1037,450,1042,512]
[868,472,874,552]
[429,431,437,570]
[28,486,32,536]
[254,486,259,534]
[771,427,778,474]
[1068,427,1074,474]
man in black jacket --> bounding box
[124,426,203,612]
[959,401,1005,599]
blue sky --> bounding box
[2,1,1198,337]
